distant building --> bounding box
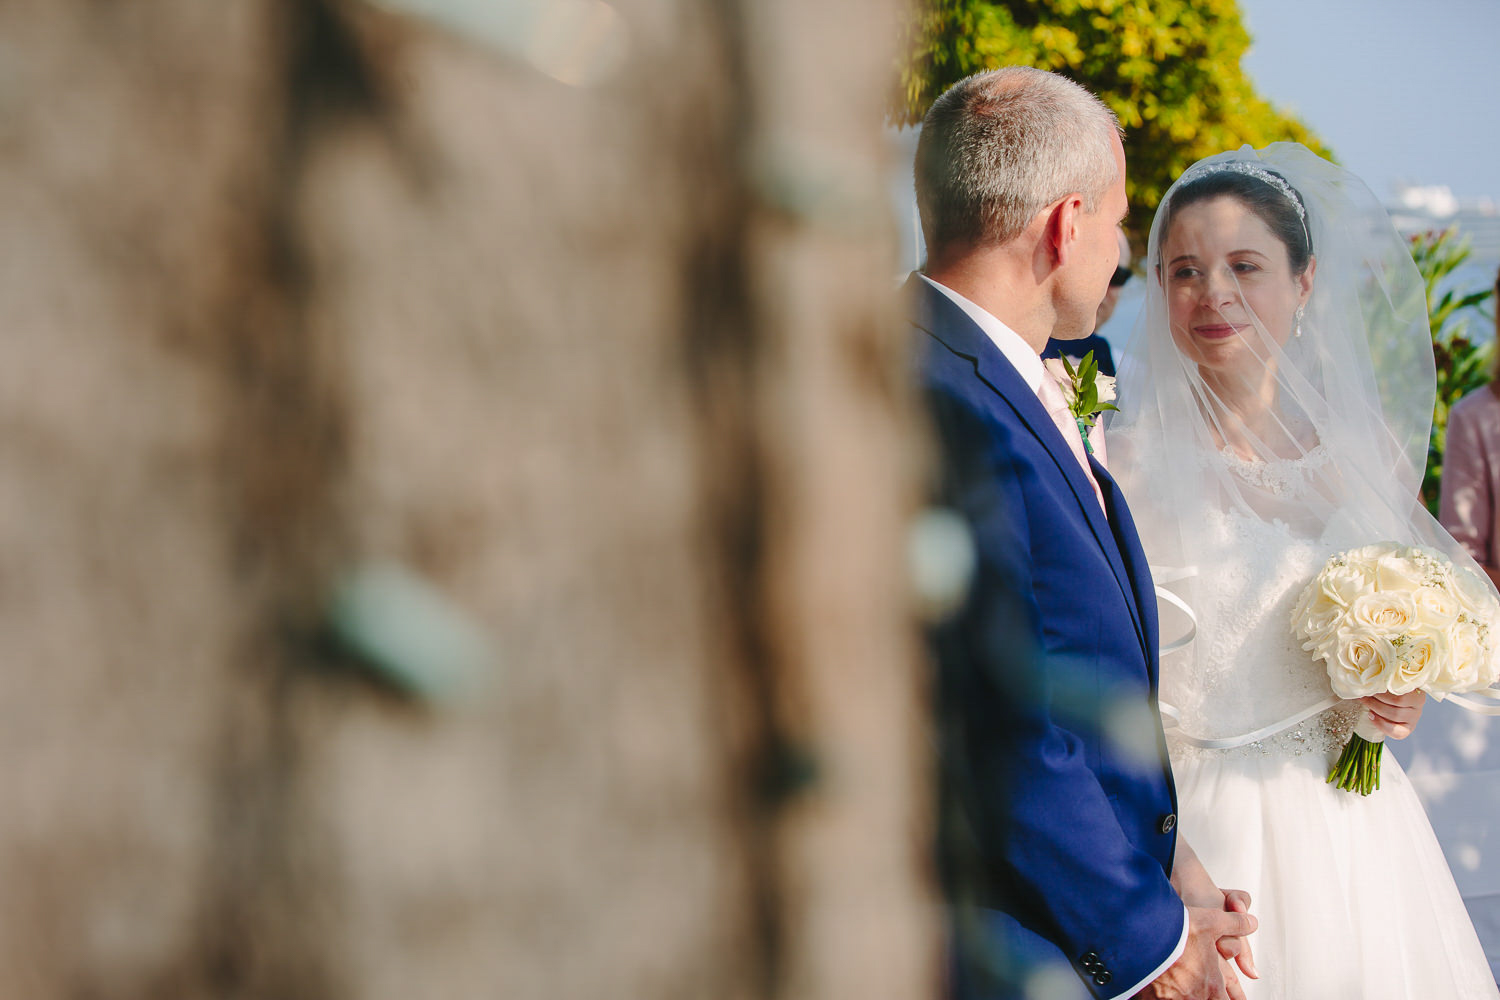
[1387,184,1500,271]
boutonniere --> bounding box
[1043,351,1118,454]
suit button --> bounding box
[1080,951,1101,972]
[1094,970,1113,986]
[1159,813,1177,834]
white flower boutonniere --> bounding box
[1043,351,1118,454]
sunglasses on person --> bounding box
[1110,265,1132,288]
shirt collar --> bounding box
[920,274,1045,392]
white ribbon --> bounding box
[1155,584,1198,656]
[1445,687,1500,716]
[1158,696,1346,750]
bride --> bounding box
[1110,143,1500,997]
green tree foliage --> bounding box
[892,0,1330,230]
[1411,228,1496,513]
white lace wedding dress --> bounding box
[1161,450,1499,999]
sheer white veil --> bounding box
[1109,142,1496,740]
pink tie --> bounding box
[1037,374,1108,518]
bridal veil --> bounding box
[1109,142,1497,743]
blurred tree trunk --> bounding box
[0,1,932,998]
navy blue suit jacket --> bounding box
[915,276,1183,999]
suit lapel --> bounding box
[1092,456,1159,678]
[912,277,1152,663]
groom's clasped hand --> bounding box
[1148,864,1259,999]
[1143,901,1257,1000]
[1139,841,1257,1000]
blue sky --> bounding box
[1239,0,1500,200]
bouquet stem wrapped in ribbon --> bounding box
[1292,543,1500,795]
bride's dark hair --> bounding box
[1159,168,1314,276]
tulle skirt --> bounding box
[1171,734,1499,999]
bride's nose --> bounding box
[1202,267,1240,309]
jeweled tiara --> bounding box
[1179,159,1307,226]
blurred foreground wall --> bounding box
[0,1,932,997]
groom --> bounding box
[914,68,1256,1000]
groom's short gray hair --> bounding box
[915,67,1121,254]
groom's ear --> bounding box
[1044,194,1085,268]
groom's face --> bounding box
[1056,133,1128,341]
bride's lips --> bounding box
[1193,323,1242,340]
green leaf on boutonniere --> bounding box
[1079,353,1098,385]
[1048,349,1119,427]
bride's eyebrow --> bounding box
[1166,248,1272,267]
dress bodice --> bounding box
[1159,446,1363,753]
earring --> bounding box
[1294,305,1305,338]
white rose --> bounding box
[1290,578,1318,627]
[1293,559,1373,644]
[1485,631,1500,689]
[1327,627,1398,699]
[1304,628,1342,663]
[1387,627,1445,695]
[1346,542,1400,565]
[1096,373,1117,405]
[1435,621,1487,693]
[1292,572,1335,628]
[1412,585,1461,630]
[1042,359,1077,406]
[1374,551,1428,592]
[1294,595,1346,651]
[1451,566,1500,621]
[1321,561,1374,607]
[1346,591,1419,635]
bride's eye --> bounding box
[1170,265,1201,280]
[1231,260,1261,274]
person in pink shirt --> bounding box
[1439,269,1500,590]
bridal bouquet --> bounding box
[1291,543,1500,794]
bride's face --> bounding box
[1160,195,1314,374]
